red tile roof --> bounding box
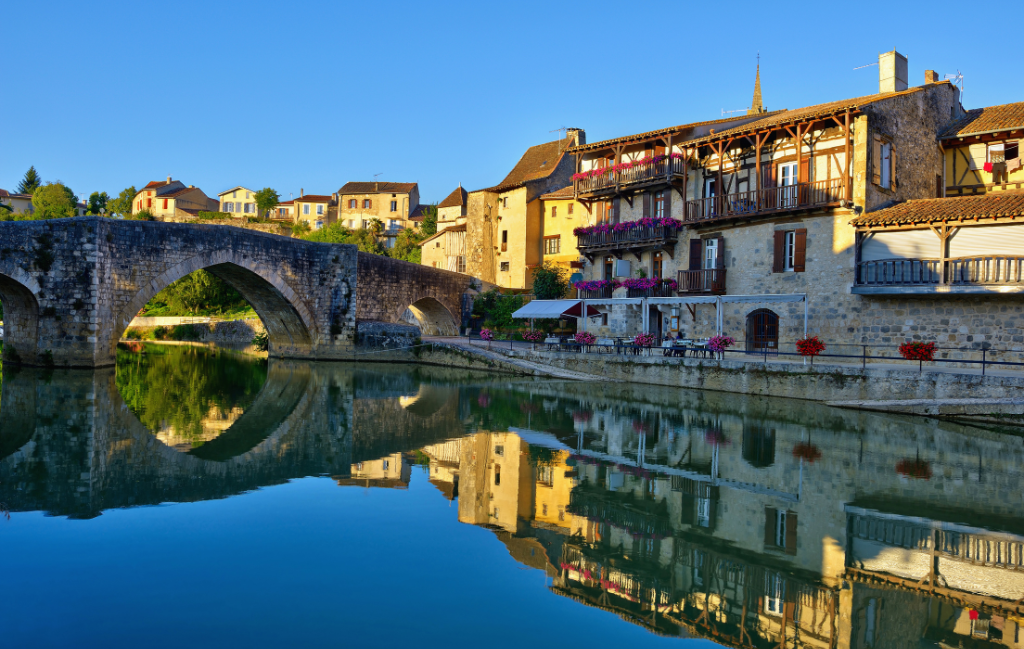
[339,182,417,194]
[568,112,784,153]
[539,186,574,200]
[295,194,333,203]
[277,199,294,206]
[483,136,574,193]
[160,186,205,199]
[438,186,468,208]
[143,180,174,190]
[850,192,1024,227]
[940,101,1024,139]
[408,204,430,221]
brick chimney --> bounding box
[879,50,908,93]
[924,70,939,84]
[166,176,172,183]
[300,188,304,197]
[566,128,586,146]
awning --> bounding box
[511,299,602,319]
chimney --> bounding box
[166,176,172,183]
[924,70,939,84]
[566,127,586,146]
[879,50,908,93]
[300,188,304,197]
[374,182,379,191]
[189,185,194,189]
[332,193,338,202]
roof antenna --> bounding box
[373,172,382,192]
[550,126,569,153]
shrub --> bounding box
[479,328,494,341]
[898,341,936,362]
[252,330,269,351]
[521,330,545,342]
[531,263,569,300]
[153,326,168,340]
[197,211,231,220]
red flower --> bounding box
[898,341,936,361]
[792,442,822,462]
[896,458,932,480]
[796,336,826,356]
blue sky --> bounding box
[2,0,1018,205]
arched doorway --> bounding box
[406,297,459,336]
[0,272,40,365]
[746,308,779,353]
[742,424,776,468]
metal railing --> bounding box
[857,256,1024,286]
[684,178,846,223]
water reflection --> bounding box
[3,352,1024,646]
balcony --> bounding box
[574,157,688,197]
[625,284,676,298]
[853,256,1024,294]
[576,225,678,261]
[684,178,847,225]
[576,286,614,299]
[677,268,726,295]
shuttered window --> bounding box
[773,229,807,272]
[764,507,798,554]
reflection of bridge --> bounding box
[0,217,470,367]
[0,362,473,518]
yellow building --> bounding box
[293,193,336,229]
[337,181,421,246]
[132,177,218,219]
[457,431,534,534]
[0,189,35,215]
[942,100,1024,196]
[273,199,294,220]
[531,449,575,531]
[217,186,258,217]
[538,185,589,288]
[335,452,411,489]
[420,186,468,272]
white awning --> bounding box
[511,299,601,319]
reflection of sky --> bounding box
[3,469,708,649]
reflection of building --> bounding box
[433,382,1024,647]
[155,405,246,452]
[335,452,411,489]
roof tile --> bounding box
[339,182,417,194]
[850,192,1024,227]
[940,101,1024,139]
[438,186,468,208]
[483,136,574,193]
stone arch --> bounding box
[109,251,319,362]
[0,269,41,364]
[405,296,459,336]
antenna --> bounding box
[721,108,748,116]
[551,126,569,153]
[944,70,964,103]
[853,62,878,70]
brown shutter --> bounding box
[772,231,785,273]
[715,236,725,269]
[689,239,702,271]
[891,149,898,189]
[785,512,798,554]
[799,157,810,184]
[764,507,778,545]
[871,135,882,185]
[936,174,943,198]
[663,190,672,218]
[612,198,620,224]
[642,193,651,218]
[793,229,807,272]
[765,163,777,188]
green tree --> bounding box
[17,166,41,194]
[88,191,110,215]
[531,263,570,300]
[254,187,280,219]
[421,204,438,236]
[368,218,384,239]
[107,186,136,218]
[31,182,78,219]
[389,227,426,264]
[300,223,387,254]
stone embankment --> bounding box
[122,318,266,350]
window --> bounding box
[693,550,705,587]
[604,256,614,281]
[147,198,152,208]
[232,191,237,198]
[773,229,806,273]
[880,141,892,188]
[382,460,389,471]
[363,199,371,209]
[501,230,508,252]
[389,219,397,229]
[551,205,557,218]
[456,256,466,273]
[778,162,798,207]
[362,219,369,229]
[494,464,501,486]
[537,465,553,486]
[500,261,510,272]
[703,238,718,270]
[246,192,250,199]
[784,231,796,270]
[988,141,1019,162]
[764,573,785,616]
[654,191,665,218]
[544,235,561,255]
[502,197,507,208]
[315,221,323,229]
[566,203,573,216]
[764,507,797,554]
[494,445,504,456]
[542,503,548,516]
[348,199,356,208]
[697,495,711,528]
[243,203,251,214]
[652,252,663,279]
[316,204,324,215]
[872,135,894,189]
[390,200,397,212]
[493,507,499,518]
[303,204,310,215]
[774,509,787,547]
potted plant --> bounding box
[574,331,596,350]
[898,340,936,372]
[795,335,826,364]
[480,328,494,349]
[707,335,736,358]
[633,332,655,348]
[522,329,544,350]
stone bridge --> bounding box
[0,217,470,367]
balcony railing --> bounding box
[684,178,846,223]
[625,284,676,298]
[576,225,679,252]
[677,268,726,295]
[574,157,688,195]
[856,256,1024,287]
[577,286,614,299]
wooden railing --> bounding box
[574,157,688,195]
[577,286,614,299]
[576,225,679,250]
[677,268,726,295]
[684,178,846,223]
[625,284,676,298]
[857,256,1024,286]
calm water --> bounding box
[3,344,1024,648]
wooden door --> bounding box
[746,309,779,352]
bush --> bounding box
[126,209,155,221]
[252,330,269,351]
[471,289,523,331]
[153,326,168,340]
[197,211,231,220]
[531,263,569,300]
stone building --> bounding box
[337,181,421,247]
[420,185,468,272]
[942,100,1024,197]
[132,177,218,219]
[568,51,1002,352]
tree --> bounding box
[389,227,426,264]
[17,166,41,194]
[107,186,136,218]
[31,182,78,219]
[532,263,569,300]
[421,204,438,236]
[368,218,384,239]
[88,191,109,215]
[300,223,388,255]
[254,187,280,219]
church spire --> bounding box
[749,56,766,115]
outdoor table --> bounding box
[543,337,560,351]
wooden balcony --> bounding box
[684,178,846,225]
[677,268,726,295]
[574,157,688,197]
[625,284,676,298]
[853,256,1024,294]
[576,225,678,261]
[576,286,614,299]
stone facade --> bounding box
[355,252,469,336]
[0,217,470,367]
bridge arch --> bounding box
[405,297,460,336]
[0,270,41,365]
[109,251,319,361]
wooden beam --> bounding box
[844,109,852,202]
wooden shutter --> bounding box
[663,189,672,218]
[936,174,943,198]
[785,512,798,554]
[642,193,651,218]
[772,231,786,273]
[765,163,777,188]
[764,507,778,545]
[871,135,882,185]
[612,198,620,224]
[715,236,725,269]
[799,157,810,184]
[891,149,899,189]
[689,239,702,270]
[793,229,807,272]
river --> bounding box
[2,344,1023,647]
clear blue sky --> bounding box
[3,0,1018,205]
